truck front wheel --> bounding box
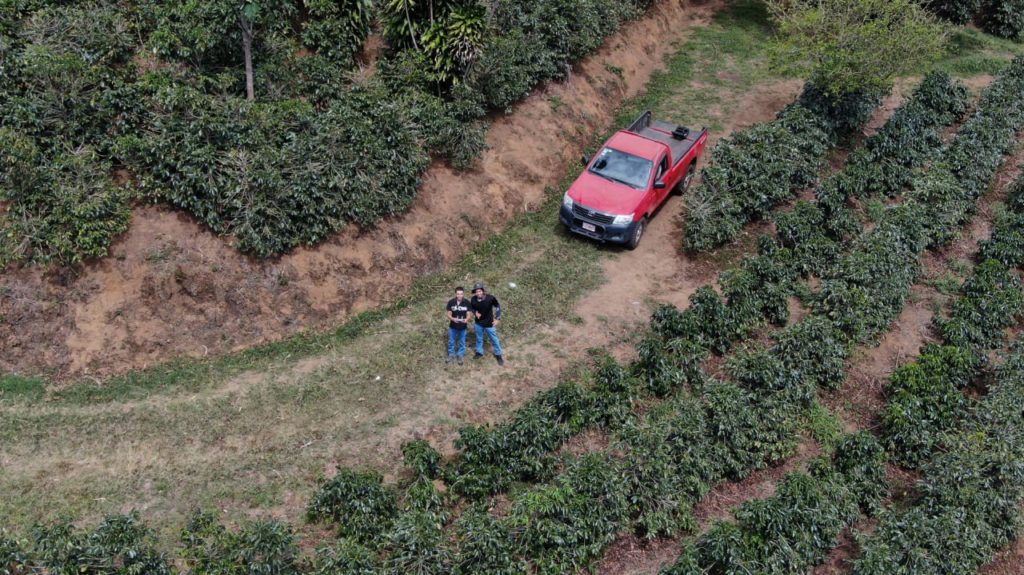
[627,217,647,250]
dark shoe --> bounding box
[457,357,464,365]
[445,356,453,364]
[473,352,483,359]
[496,355,504,366]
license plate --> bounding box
[582,222,596,232]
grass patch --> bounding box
[615,0,787,133]
[0,374,46,400]
[933,27,1024,76]
[803,401,845,449]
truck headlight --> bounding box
[562,193,574,208]
[612,214,633,225]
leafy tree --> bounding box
[149,0,296,100]
[767,0,948,96]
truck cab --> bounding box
[560,111,708,248]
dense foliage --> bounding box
[684,68,973,253]
[683,98,839,251]
[661,433,887,574]
[0,0,655,264]
[979,0,1024,40]
[922,0,982,24]
[857,345,1024,574]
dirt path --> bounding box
[1,0,732,381]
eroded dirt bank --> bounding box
[1,0,727,379]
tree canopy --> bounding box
[766,0,949,96]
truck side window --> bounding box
[657,156,669,180]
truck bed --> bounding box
[634,119,700,165]
[628,112,702,166]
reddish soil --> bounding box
[1,0,745,381]
[980,528,1024,575]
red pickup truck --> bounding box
[560,111,708,248]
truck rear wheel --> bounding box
[679,163,696,193]
[627,217,647,250]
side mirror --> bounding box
[581,155,590,167]
[654,181,667,190]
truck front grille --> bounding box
[572,204,615,225]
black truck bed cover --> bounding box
[628,111,705,166]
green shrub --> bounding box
[180,511,300,575]
[662,433,885,575]
[313,539,381,575]
[856,345,1024,575]
[382,511,451,575]
[797,82,885,137]
[28,514,172,575]
[0,135,132,266]
[923,0,981,24]
[774,201,841,275]
[510,453,629,574]
[980,0,1024,40]
[587,356,641,428]
[980,211,1024,267]
[451,505,525,575]
[306,468,398,546]
[702,379,800,479]
[0,534,28,575]
[935,259,1023,352]
[684,103,832,251]
[618,395,713,538]
[882,345,978,468]
[119,81,430,257]
[773,316,850,389]
[815,204,926,342]
[301,0,373,63]
[720,238,799,327]
[402,439,442,480]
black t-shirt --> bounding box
[447,297,471,329]
[471,294,500,328]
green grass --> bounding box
[614,0,787,134]
[0,374,46,401]
[802,401,845,449]
[933,27,1024,76]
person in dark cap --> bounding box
[470,281,504,366]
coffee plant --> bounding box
[684,101,835,251]
[882,344,977,467]
[306,468,398,546]
[980,0,1024,40]
[180,511,301,575]
[923,0,981,23]
[450,505,525,575]
[508,453,629,574]
[662,433,886,574]
[29,514,173,575]
[857,344,1024,574]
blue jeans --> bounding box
[474,324,503,356]
[448,327,467,358]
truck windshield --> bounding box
[588,147,652,190]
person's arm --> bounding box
[446,302,455,323]
[493,297,501,324]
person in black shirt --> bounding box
[446,286,471,364]
[470,282,504,366]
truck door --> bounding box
[654,154,671,206]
